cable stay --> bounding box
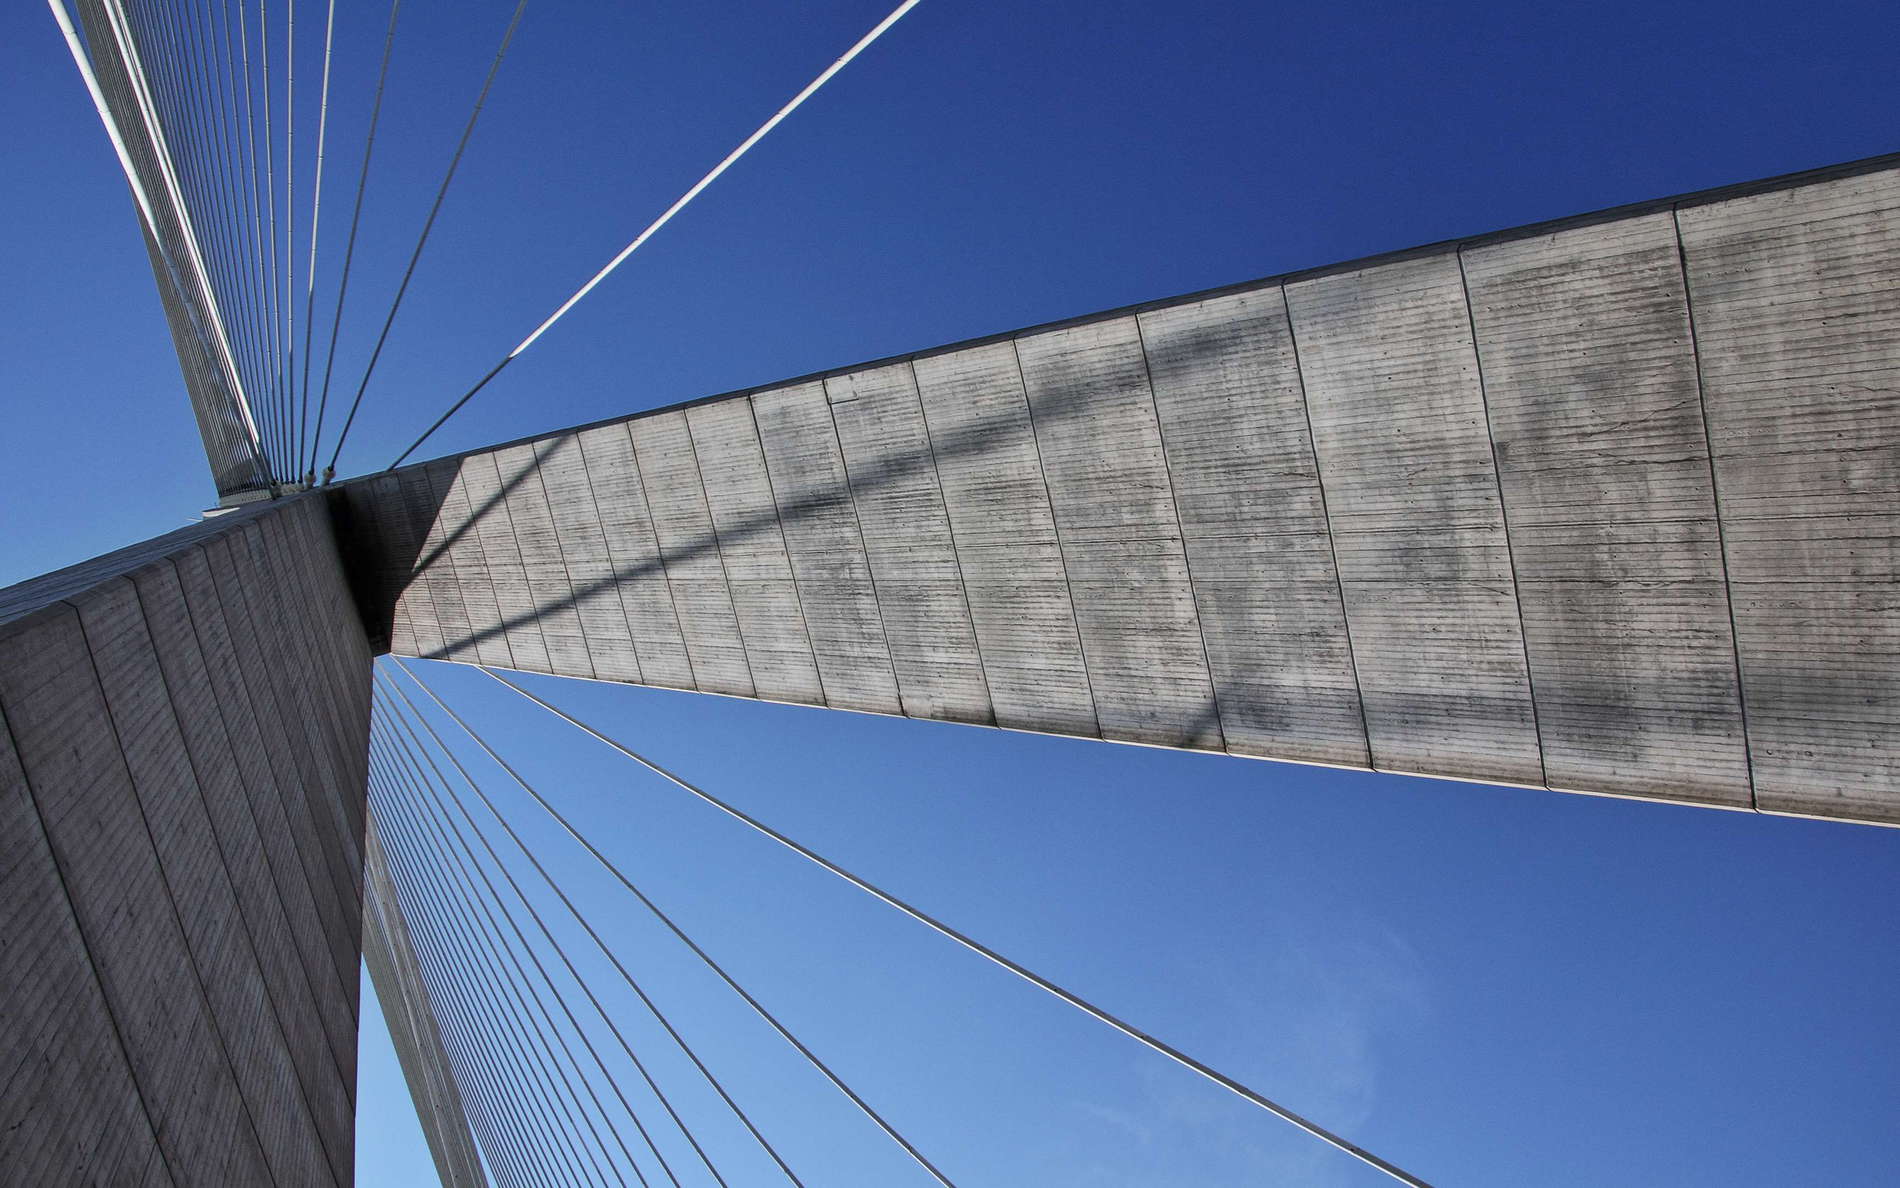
[325,0,529,479]
[297,0,337,479]
[392,657,962,1188]
[50,0,273,490]
[376,737,641,1188]
[369,750,592,1188]
[378,670,808,1188]
[376,688,686,1188]
[387,0,925,470]
[370,736,624,1188]
[308,0,402,481]
[478,665,1440,1188]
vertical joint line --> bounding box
[566,436,649,686]
[908,358,1002,726]
[1009,336,1105,739]
[680,414,760,694]
[818,379,908,713]
[1456,247,1550,789]
[437,463,520,672]
[744,394,831,705]
[529,442,602,681]
[621,424,699,689]
[1670,205,1759,811]
[127,570,343,1186]
[1130,312,1229,753]
[165,551,355,1096]
[481,456,555,676]
[63,595,284,1188]
[1280,284,1378,770]
[0,693,176,1185]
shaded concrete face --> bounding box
[0,495,371,1186]
[339,158,1899,826]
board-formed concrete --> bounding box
[334,154,1899,827]
[0,494,372,1186]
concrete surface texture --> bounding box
[0,494,373,1185]
[337,155,1899,827]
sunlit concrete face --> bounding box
[338,159,1900,826]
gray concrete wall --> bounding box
[0,494,371,1185]
[339,155,1899,826]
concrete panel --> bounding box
[686,398,826,705]
[533,434,643,684]
[425,458,516,669]
[402,466,473,663]
[172,545,360,1079]
[366,474,445,662]
[67,577,336,1187]
[0,703,165,1188]
[229,521,363,945]
[234,512,369,1024]
[458,453,553,675]
[0,605,272,1187]
[344,156,1900,826]
[270,505,373,864]
[1287,254,1544,785]
[1,496,373,1185]
[628,411,757,696]
[1137,289,1368,766]
[913,341,1098,736]
[753,381,902,715]
[573,422,695,689]
[1015,317,1221,748]
[1679,169,1900,818]
[1463,214,1751,804]
[492,444,592,679]
[203,533,361,998]
[133,560,356,1178]
[825,362,993,724]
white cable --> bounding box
[507,0,923,359]
[51,0,266,476]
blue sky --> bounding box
[4,1,1898,1184]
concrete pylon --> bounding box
[5,150,1893,1188]
[335,154,1900,827]
[0,495,379,1185]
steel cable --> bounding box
[388,0,924,470]
[383,671,805,1188]
[308,0,400,479]
[484,666,1439,1188]
[379,694,669,1188]
[371,737,608,1188]
[324,0,528,477]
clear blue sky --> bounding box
[4,1,1898,1184]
